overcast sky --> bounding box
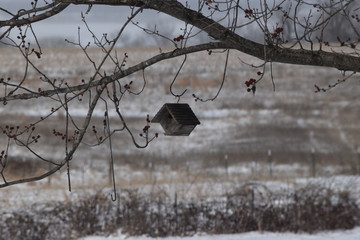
[0,0,305,46]
[0,0,180,46]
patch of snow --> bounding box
[80,227,360,240]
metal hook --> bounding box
[111,188,117,201]
[170,55,188,101]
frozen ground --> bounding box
[1,46,359,164]
[0,47,359,168]
[0,47,360,238]
[82,227,360,240]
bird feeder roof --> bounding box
[151,103,200,125]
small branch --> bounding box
[0,84,106,188]
[315,72,356,92]
[0,3,69,28]
[0,42,232,103]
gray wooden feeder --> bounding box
[151,103,200,136]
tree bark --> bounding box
[57,0,360,73]
[0,3,69,27]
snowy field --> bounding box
[0,46,360,239]
[83,227,360,240]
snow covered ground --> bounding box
[82,227,360,240]
[1,47,360,239]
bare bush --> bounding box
[0,184,358,239]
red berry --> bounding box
[275,27,283,33]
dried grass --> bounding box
[0,184,358,239]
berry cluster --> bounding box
[271,27,283,39]
[139,115,158,138]
[30,0,38,6]
[31,135,41,143]
[53,129,66,141]
[121,53,128,68]
[32,49,41,59]
[92,125,104,142]
[192,93,204,102]
[244,9,253,18]
[141,126,150,136]
[124,81,133,90]
[78,93,83,102]
[245,78,257,94]
[53,129,80,142]
[2,125,20,139]
[140,114,151,137]
[0,150,7,166]
[0,77,11,83]
[16,29,27,48]
[351,14,359,23]
[173,35,184,42]
[205,0,218,10]
[103,111,108,127]
[336,37,357,49]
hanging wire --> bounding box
[101,97,117,201]
[64,93,72,192]
[169,55,188,102]
[194,49,229,102]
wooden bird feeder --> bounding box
[151,103,200,136]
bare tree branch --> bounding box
[0,42,231,103]
[56,0,360,72]
[0,3,69,28]
[0,84,106,188]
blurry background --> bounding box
[1,1,360,239]
[0,0,360,192]
[1,0,188,47]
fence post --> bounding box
[186,161,190,182]
[81,162,84,185]
[48,162,52,186]
[224,154,229,180]
[268,149,273,178]
[357,147,360,176]
[148,160,154,183]
[311,148,316,178]
[250,186,255,216]
[174,192,178,234]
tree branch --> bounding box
[57,0,360,72]
[0,42,232,103]
[0,84,106,188]
[0,3,69,28]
